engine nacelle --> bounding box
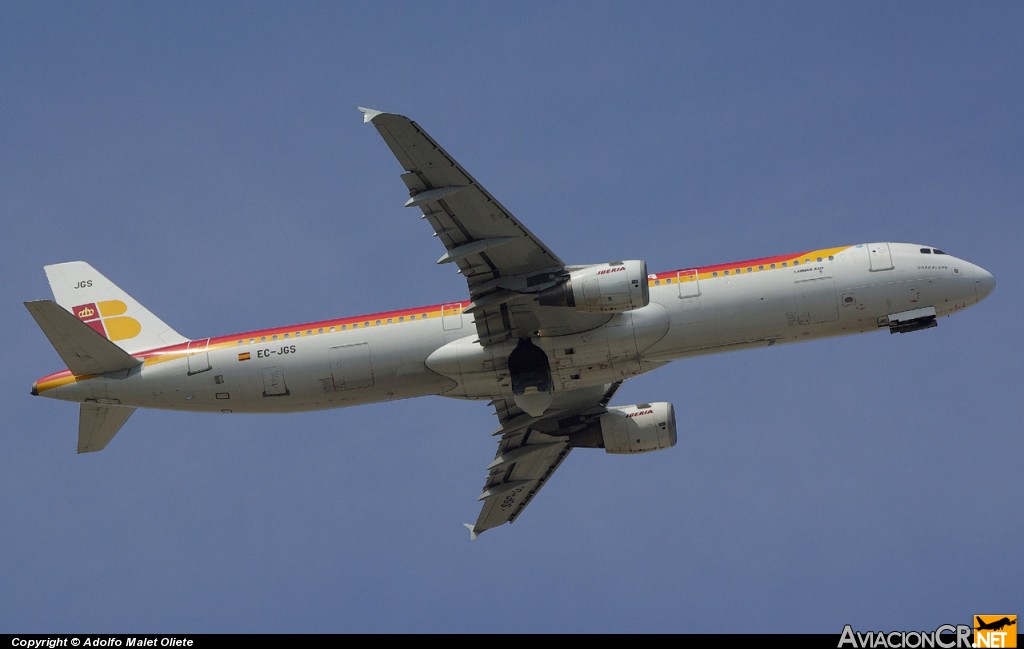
[538,260,649,313]
[569,402,677,454]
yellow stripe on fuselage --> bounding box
[34,372,97,394]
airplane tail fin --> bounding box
[43,261,188,354]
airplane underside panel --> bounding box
[793,277,839,325]
[261,366,289,397]
[330,343,375,390]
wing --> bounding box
[360,108,622,537]
[467,382,622,538]
[359,107,609,344]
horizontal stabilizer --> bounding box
[25,300,142,376]
[79,403,135,453]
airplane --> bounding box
[976,616,1015,632]
[26,107,996,538]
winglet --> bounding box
[357,106,385,123]
[462,523,479,541]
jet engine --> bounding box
[569,402,676,454]
[538,260,649,313]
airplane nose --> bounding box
[975,266,996,303]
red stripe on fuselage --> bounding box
[36,247,852,384]
[648,250,815,280]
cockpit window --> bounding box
[920,248,931,254]
[933,249,946,255]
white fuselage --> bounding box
[34,242,994,413]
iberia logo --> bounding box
[73,301,141,342]
[975,615,1017,648]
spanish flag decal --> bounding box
[238,352,251,361]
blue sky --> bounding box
[2,1,1021,633]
